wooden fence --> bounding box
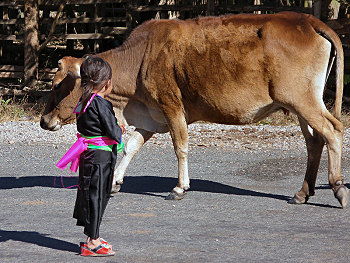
[0,0,348,93]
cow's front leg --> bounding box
[164,114,189,201]
[111,128,154,194]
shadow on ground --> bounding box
[0,229,79,253]
[1,175,342,210]
[0,175,291,202]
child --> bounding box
[56,56,122,257]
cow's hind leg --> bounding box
[111,128,154,194]
[289,117,325,204]
[293,104,348,207]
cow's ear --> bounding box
[67,62,81,79]
[58,59,64,71]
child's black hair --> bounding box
[78,56,112,118]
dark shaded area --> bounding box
[0,229,79,253]
[0,175,290,202]
[2,175,345,208]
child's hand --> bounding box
[119,122,126,134]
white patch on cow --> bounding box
[313,38,332,111]
[307,125,314,136]
[114,130,149,184]
[74,63,81,77]
[57,59,63,70]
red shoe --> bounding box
[80,243,115,257]
[80,238,112,249]
[99,238,112,248]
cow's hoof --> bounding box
[334,185,349,208]
[165,189,186,200]
[111,184,121,195]
[288,194,308,205]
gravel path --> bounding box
[2,121,350,152]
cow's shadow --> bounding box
[0,175,288,200]
[0,175,344,208]
[0,229,79,253]
[0,175,284,201]
[120,176,291,201]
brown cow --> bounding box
[40,12,348,207]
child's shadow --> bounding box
[0,229,79,253]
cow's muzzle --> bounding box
[40,116,62,131]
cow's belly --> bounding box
[194,102,278,125]
[121,99,169,133]
[186,85,277,125]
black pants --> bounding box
[73,149,116,239]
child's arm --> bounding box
[97,101,122,143]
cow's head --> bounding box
[40,56,85,131]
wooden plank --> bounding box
[1,31,129,43]
[132,5,207,12]
[0,65,58,73]
[0,87,50,97]
[131,4,312,13]
[37,33,116,40]
[40,17,126,24]
[56,33,126,40]
[0,71,56,79]
[101,27,128,35]
[0,71,23,78]
[39,0,126,5]
[0,65,24,71]
[0,18,23,25]
[0,1,23,7]
[217,5,313,14]
[40,68,58,74]
[38,72,56,79]
[0,34,17,40]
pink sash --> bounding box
[56,133,117,173]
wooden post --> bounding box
[125,0,134,34]
[94,4,98,53]
[254,0,261,14]
[24,0,39,87]
[313,0,322,19]
[207,0,215,16]
[329,0,340,20]
[321,0,332,21]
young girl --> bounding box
[56,56,122,257]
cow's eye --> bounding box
[54,82,62,90]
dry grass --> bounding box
[259,108,350,128]
[257,110,299,126]
[0,96,43,122]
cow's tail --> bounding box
[306,14,344,120]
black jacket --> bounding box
[77,95,122,144]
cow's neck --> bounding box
[95,38,148,125]
[97,38,148,99]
